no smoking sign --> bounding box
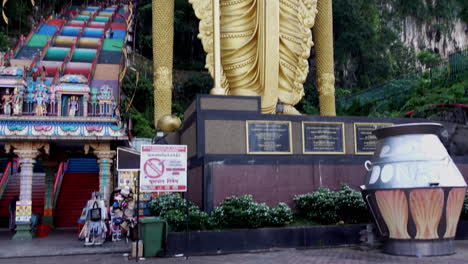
[140,145,187,192]
[143,158,165,179]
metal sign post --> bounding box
[139,144,188,259]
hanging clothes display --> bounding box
[109,185,136,242]
[79,192,108,246]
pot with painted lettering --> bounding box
[360,123,467,256]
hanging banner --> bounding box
[139,145,187,192]
[15,200,32,223]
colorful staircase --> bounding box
[0,161,45,228]
[54,158,99,227]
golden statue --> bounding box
[189,0,336,116]
[152,0,336,132]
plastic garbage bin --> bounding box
[139,217,167,257]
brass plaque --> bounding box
[246,121,292,154]
[302,122,345,154]
[354,122,393,155]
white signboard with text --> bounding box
[140,145,187,192]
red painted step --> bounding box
[0,173,45,228]
[54,172,99,227]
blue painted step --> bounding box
[67,158,99,173]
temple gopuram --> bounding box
[0,2,133,239]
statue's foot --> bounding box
[282,104,302,115]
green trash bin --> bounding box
[139,217,167,257]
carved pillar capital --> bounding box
[95,150,116,161]
[84,142,110,154]
[6,141,49,160]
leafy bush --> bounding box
[293,188,339,224]
[269,203,294,227]
[335,185,371,224]
[149,194,293,230]
[294,185,371,225]
[212,195,293,229]
[148,194,211,231]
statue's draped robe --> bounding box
[190,0,318,114]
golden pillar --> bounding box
[313,0,337,116]
[152,0,181,132]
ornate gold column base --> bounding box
[85,143,116,205]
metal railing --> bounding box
[52,160,68,209]
[0,158,19,200]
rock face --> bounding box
[400,17,467,57]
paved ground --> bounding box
[1,230,468,263]
[0,229,129,258]
[1,241,468,264]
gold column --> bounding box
[313,0,336,116]
[152,0,181,132]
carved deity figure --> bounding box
[68,96,79,117]
[189,0,336,115]
[34,91,47,116]
[97,85,114,116]
[48,87,56,115]
[90,87,99,116]
[2,89,12,115]
[26,80,36,113]
[32,67,39,82]
[12,87,23,115]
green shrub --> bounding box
[148,194,211,231]
[268,203,294,227]
[293,185,371,225]
[335,185,371,224]
[212,195,293,229]
[293,188,339,224]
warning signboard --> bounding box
[140,145,187,192]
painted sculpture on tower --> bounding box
[90,87,99,116]
[26,81,35,113]
[68,96,80,117]
[48,86,57,115]
[12,87,23,115]
[188,0,336,116]
[97,85,114,116]
[34,90,47,116]
[2,89,12,115]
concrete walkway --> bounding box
[1,243,468,264]
[0,230,467,264]
[0,229,129,258]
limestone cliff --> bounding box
[400,17,467,57]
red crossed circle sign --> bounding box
[144,158,165,179]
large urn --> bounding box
[361,123,467,256]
